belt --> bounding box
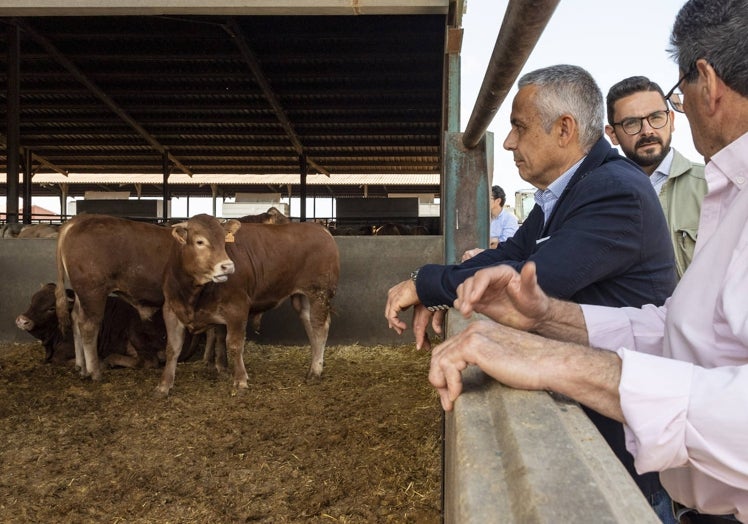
[674,502,739,524]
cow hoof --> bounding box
[153,386,170,399]
[305,372,323,384]
[230,386,248,397]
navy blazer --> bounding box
[416,137,676,309]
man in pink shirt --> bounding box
[428,0,748,521]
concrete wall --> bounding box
[0,236,443,346]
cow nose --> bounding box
[16,315,33,330]
[221,260,235,275]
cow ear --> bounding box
[222,219,241,235]
[171,224,189,245]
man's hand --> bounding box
[385,279,421,334]
[429,320,547,411]
[412,306,446,350]
[429,318,623,419]
[386,279,446,349]
[461,247,485,262]
[454,262,550,332]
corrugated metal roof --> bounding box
[0,5,462,201]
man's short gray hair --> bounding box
[669,0,748,97]
[518,64,603,152]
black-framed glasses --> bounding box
[664,71,689,113]
[612,110,670,136]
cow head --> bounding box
[171,215,241,285]
[16,283,74,334]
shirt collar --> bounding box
[653,148,675,178]
[534,157,585,202]
[708,130,748,188]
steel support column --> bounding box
[162,152,170,220]
[299,155,308,222]
[6,23,20,224]
[22,148,32,223]
[443,132,493,264]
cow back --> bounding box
[199,222,339,314]
[57,214,174,309]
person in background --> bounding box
[430,1,748,521]
[605,76,707,280]
[385,64,677,522]
[489,185,519,249]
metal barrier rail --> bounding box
[442,311,660,523]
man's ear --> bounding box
[696,58,725,116]
[604,124,620,146]
[556,114,577,146]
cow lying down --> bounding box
[55,213,340,396]
[17,283,167,368]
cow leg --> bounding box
[72,298,104,381]
[292,293,331,380]
[226,323,248,390]
[213,325,228,373]
[72,317,86,374]
[156,305,186,397]
[202,328,215,366]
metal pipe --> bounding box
[462,0,560,149]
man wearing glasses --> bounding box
[605,76,707,280]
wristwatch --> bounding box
[410,268,420,283]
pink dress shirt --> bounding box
[582,131,748,521]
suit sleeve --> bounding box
[415,175,661,308]
[415,205,543,307]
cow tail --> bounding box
[55,226,71,334]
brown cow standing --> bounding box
[55,213,236,381]
[157,220,339,396]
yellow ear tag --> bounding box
[225,231,235,243]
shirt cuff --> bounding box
[617,347,693,473]
[582,304,635,351]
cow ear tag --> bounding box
[225,231,235,243]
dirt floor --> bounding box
[0,341,442,523]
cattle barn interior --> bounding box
[0,4,460,221]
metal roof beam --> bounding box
[14,17,194,176]
[0,134,68,176]
[222,18,329,177]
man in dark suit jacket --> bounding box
[385,64,677,522]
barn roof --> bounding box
[0,2,462,199]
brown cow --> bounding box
[18,283,167,368]
[17,223,60,238]
[156,221,339,396]
[237,206,290,224]
[55,213,236,381]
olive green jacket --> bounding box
[658,149,707,280]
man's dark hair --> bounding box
[491,185,506,207]
[670,0,748,96]
[606,76,665,125]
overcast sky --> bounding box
[460,0,698,203]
